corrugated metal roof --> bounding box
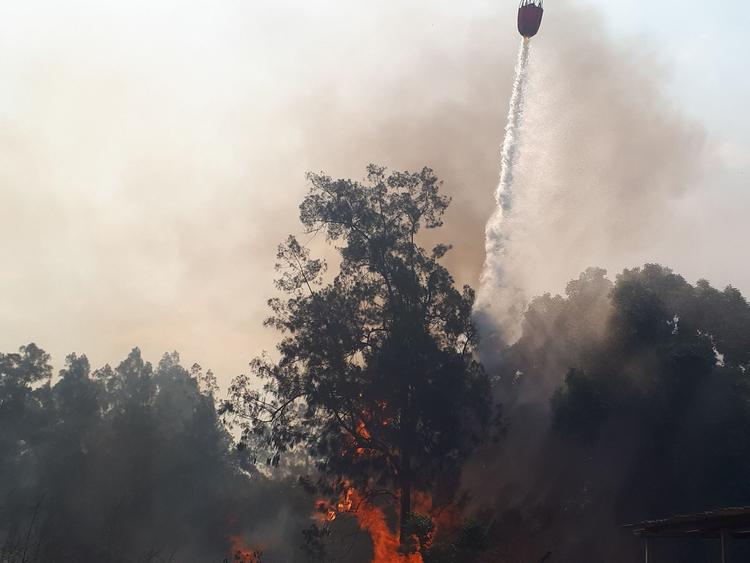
[625,507,750,538]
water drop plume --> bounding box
[475,37,532,352]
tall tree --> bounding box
[226,165,491,548]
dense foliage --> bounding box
[4,173,750,563]
[0,346,309,563]
[224,165,493,550]
[483,265,750,562]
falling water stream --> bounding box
[475,38,532,339]
[484,37,531,270]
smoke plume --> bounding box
[463,265,750,562]
[0,1,745,561]
[0,0,721,385]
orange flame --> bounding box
[227,535,262,563]
[355,420,372,455]
[351,404,391,458]
[317,405,439,562]
[348,489,423,563]
[315,484,424,563]
[413,491,461,539]
[313,498,342,522]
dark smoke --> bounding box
[463,264,750,562]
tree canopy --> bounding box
[481,264,750,563]
[5,170,750,563]
[225,165,492,551]
[0,346,313,562]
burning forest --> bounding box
[2,1,749,562]
[4,168,750,562]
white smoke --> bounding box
[475,38,533,349]
[0,0,713,383]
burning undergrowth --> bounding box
[307,480,470,563]
[222,166,494,561]
[227,535,263,563]
[314,485,425,563]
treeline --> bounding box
[4,167,750,563]
[481,265,750,562]
[4,269,750,563]
[0,348,309,562]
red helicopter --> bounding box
[518,0,544,38]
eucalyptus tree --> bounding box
[226,165,492,548]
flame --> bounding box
[315,484,424,563]
[227,535,262,563]
[315,405,445,562]
[355,420,372,455]
[313,499,339,524]
[348,489,423,563]
[412,491,461,539]
[350,402,392,457]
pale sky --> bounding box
[605,0,750,134]
[602,0,749,295]
[0,0,747,382]
[604,0,750,178]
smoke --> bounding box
[0,0,725,386]
[0,2,745,560]
[475,10,710,350]
[461,265,750,562]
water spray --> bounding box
[475,1,544,348]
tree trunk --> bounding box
[399,406,413,547]
[399,382,415,547]
[399,459,412,546]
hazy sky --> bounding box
[1,0,747,382]
[605,0,749,196]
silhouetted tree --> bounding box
[225,165,492,549]
[0,346,313,562]
[483,264,750,563]
[552,265,750,517]
[0,344,52,562]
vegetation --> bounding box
[3,169,750,562]
[0,347,309,562]
[488,265,750,562]
[223,165,493,553]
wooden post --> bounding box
[721,530,731,563]
[644,537,651,563]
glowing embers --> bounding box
[314,486,354,523]
[346,403,392,458]
[227,535,262,563]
